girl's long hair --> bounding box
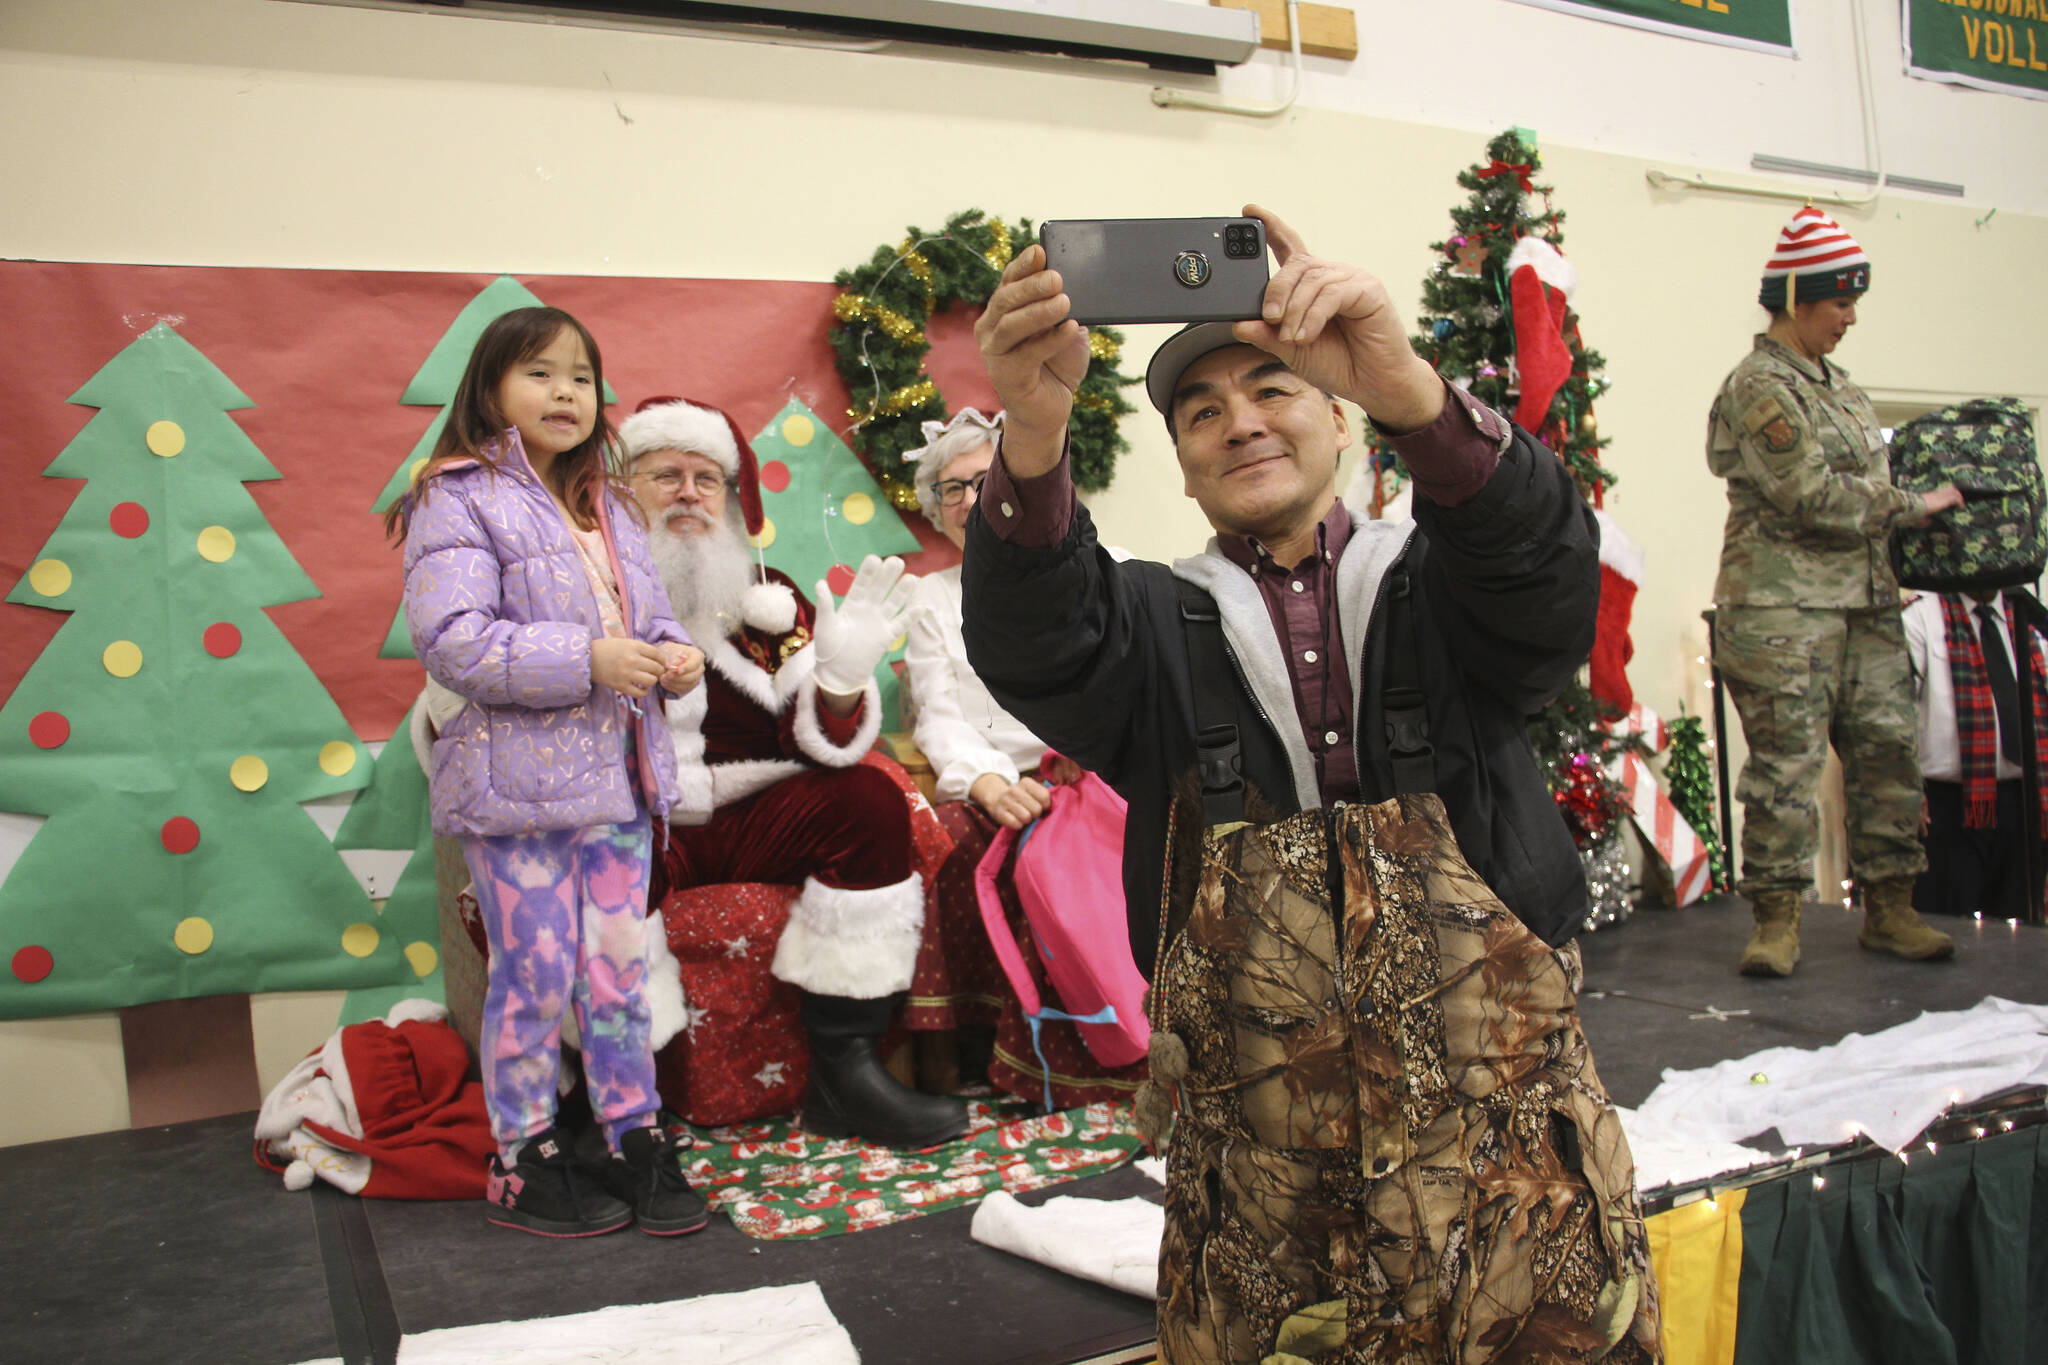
[385,306,627,539]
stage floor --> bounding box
[6,898,2045,1365]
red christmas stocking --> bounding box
[1590,509,1643,712]
[1511,267,1572,434]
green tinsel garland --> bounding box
[1664,713,1732,892]
[831,208,1137,506]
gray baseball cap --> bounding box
[1144,321,1257,417]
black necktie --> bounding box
[1976,602,2024,766]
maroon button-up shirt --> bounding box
[978,378,1508,805]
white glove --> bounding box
[812,554,914,696]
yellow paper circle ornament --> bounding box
[342,923,380,958]
[749,518,777,550]
[27,559,71,598]
[229,755,269,792]
[319,741,358,776]
[196,526,237,563]
[842,493,875,526]
[174,917,214,954]
[782,413,816,446]
[103,641,143,678]
[405,942,439,978]
[146,421,186,457]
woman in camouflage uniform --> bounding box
[1707,206,1962,977]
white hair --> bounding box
[909,409,1003,532]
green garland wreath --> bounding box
[831,207,1137,507]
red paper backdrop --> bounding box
[2,262,976,741]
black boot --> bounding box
[800,994,970,1150]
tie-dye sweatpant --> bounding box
[460,812,660,1155]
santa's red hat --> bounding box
[253,1000,495,1200]
[620,396,765,537]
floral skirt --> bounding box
[1149,795,1661,1364]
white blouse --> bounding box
[903,566,1049,803]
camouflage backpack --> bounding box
[1889,397,2045,591]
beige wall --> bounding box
[3,0,2045,1146]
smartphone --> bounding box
[1040,217,1269,326]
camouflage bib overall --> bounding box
[1143,794,1662,1364]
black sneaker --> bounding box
[485,1128,632,1238]
[613,1124,710,1237]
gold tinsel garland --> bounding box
[829,208,1136,501]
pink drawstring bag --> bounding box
[975,760,1150,1106]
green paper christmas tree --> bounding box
[332,704,445,1024]
[751,398,924,726]
[371,276,615,657]
[0,322,411,1017]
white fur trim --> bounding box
[253,1030,371,1194]
[664,681,714,825]
[620,401,739,474]
[1505,235,1577,300]
[1593,508,1646,587]
[793,673,883,769]
[642,913,688,1051]
[770,874,926,997]
[706,634,781,714]
[382,998,448,1028]
[743,581,799,635]
[708,758,807,809]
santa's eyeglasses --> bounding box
[637,469,730,497]
[933,471,988,508]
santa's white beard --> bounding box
[649,506,755,643]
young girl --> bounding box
[395,306,708,1238]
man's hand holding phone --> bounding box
[974,245,1089,479]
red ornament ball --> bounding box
[203,623,242,658]
[161,816,202,855]
[826,563,857,597]
[11,945,53,984]
[28,712,69,749]
[759,460,792,494]
[109,502,150,538]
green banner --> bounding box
[1504,0,1794,53]
[1905,0,2048,100]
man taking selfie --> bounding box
[965,206,1660,1362]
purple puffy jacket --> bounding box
[403,430,690,837]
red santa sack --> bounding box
[975,765,1150,1099]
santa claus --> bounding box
[620,396,969,1151]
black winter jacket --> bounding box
[962,427,1600,977]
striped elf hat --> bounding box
[1759,205,1871,309]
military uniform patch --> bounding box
[1762,418,1798,453]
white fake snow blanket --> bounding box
[289,1281,858,1365]
[970,1190,1164,1298]
[1635,994,2048,1154]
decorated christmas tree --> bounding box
[751,398,925,726]
[1662,713,1732,894]
[331,704,445,1024]
[1359,129,1617,512]
[370,276,614,657]
[1378,129,1634,924]
[0,323,408,1016]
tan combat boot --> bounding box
[1859,877,1955,961]
[1738,890,1802,976]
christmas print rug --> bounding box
[678,1099,1141,1240]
